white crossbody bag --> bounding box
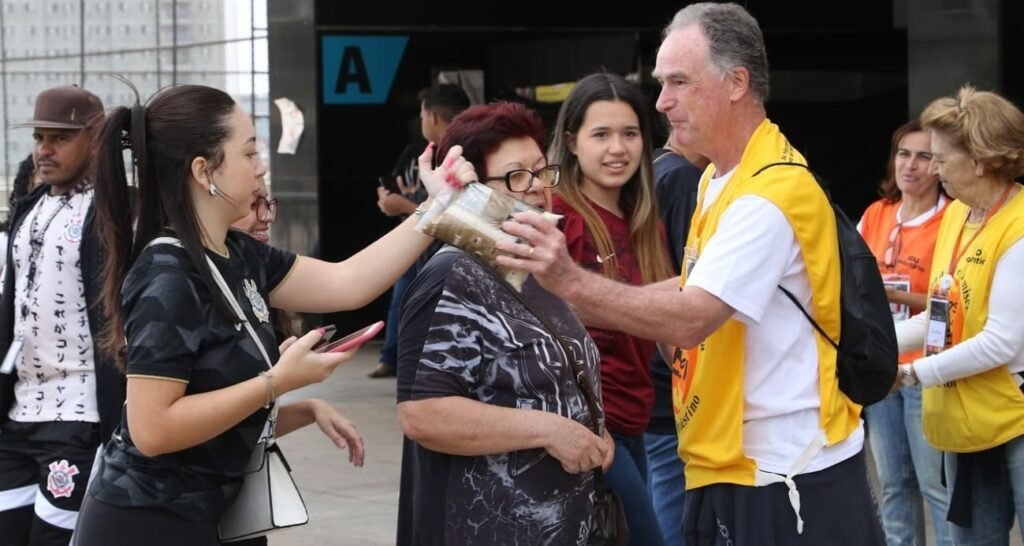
[147,237,309,542]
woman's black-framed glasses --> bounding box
[252,196,278,223]
[483,165,561,193]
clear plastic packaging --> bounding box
[415,183,560,291]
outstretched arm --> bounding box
[496,211,732,348]
[270,144,475,313]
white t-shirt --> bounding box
[9,189,98,423]
[686,169,863,475]
[896,238,1024,385]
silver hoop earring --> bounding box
[208,183,218,196]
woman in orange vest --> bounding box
[858,120,951,545]
[897,85,1024,543]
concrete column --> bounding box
[267,0,319,256]
[907,0,1000,117]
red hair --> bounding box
[436,102,545,179]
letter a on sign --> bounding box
[322,36,408,104]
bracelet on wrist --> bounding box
[900,364,919,387]
[259,370,276,409]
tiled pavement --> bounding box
[272,341,1022,545]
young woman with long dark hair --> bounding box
[71,84,474,545]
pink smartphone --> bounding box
[310,325,338,352]
[314,321,385,353]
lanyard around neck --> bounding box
[946,183,1014,277]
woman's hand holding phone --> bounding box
[272,328,355,395]
[314,321,384,354]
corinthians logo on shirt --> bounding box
[243,279,270,323]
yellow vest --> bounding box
[671,119,861,489]
[921,188,1024,452]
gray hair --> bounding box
[664,2,770,103]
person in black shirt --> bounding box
[396,102,613,546]
[370,83,471,379]
[644,130,707,546]
[71,84,476,546]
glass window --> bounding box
[1,0,271,204]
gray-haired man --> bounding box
[498,3,885,544]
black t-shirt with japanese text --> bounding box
[87,230,296,521]
[396,247,603,545]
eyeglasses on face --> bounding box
[483,164,561,193]
[251,196,278,223]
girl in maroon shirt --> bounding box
[549,72,673,546]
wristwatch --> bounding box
[899,364,919,387]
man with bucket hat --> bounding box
[0,85,126,545]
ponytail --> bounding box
[95,106,136,368]
[95,83,239,370]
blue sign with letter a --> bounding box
[322,35,408,105]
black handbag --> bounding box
[590,484,630,546]
[538,316,629,546]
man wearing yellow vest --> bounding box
[497,3,885,544]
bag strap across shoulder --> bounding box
[750,163,840,349]
[147,236,279,436]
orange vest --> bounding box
[860,198,946,363]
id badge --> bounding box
[883,273,911,322]
[0,335,23,374]
[925,290,950,357]
[683,247,699,280]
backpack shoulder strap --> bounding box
[752,161,809,178]
[778,285,839,350]
[753,162,833,199]
[752,162,839,348]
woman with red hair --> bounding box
[395,102,613,546]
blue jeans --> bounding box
[644,433,685,546]
[944,433,1024,545]
[378,264,417,368]
[865,385,952,546]
[607,433,665,546]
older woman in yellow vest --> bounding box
[897,85,1024,544]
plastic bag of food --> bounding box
[415,182,561,291]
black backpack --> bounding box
[752,162,898,406]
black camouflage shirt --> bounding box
[87,231,296,521]
[396,248,603,545]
